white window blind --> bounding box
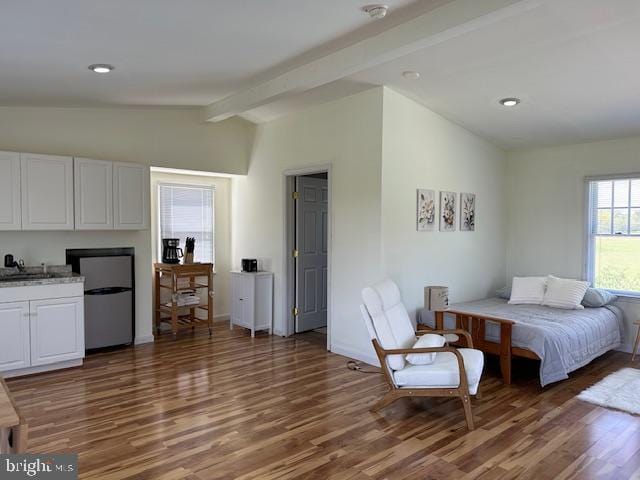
[159,184,214,264]
[586,177,640,294]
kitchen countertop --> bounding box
[0,265,84,288]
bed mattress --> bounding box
[418,297,624,386]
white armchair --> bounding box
[360,279,484,430]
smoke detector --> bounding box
[363,4,388,19]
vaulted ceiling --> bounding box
[3,0,640,149]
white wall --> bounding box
[231,87,509,364]
[0,106,255,175]
[231,87,384,363]
[381,88,508,320]
[150,171,232,318]
[0,105,254,343]
[507,135,640,351]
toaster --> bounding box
[241,258,258,272]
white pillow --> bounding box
[508,276,547,305]
[406,334,445,365]
[542,275,589,310]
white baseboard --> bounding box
[213,314,230,322]
[3,358,83,378]
[330,341,380,367]
[616,343,633,354]
[134,335,155,345]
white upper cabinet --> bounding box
[0,151,21,230]
[21,153,74,230]
[74,158,113,230]
[113,161,149,230]
[1,152,148,231]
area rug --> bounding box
[577,367,640,415]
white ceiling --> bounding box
[3,0,640,149]
[349,0,640,148]
[0,0,427,106]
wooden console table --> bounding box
[154,263,214,339]
[0,377,27,453]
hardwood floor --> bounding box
[6,322,640,479]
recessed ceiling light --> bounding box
[88,64,115,73]
[362,4,388,19]
[499,97,520,107]
[402,71,420,80]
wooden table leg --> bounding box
[632,323,640,362]
[189,275,195,331]
[154,270,161,335]
[208,269,214,337]
[12,422,28,453]
[171,272,178,340]
[500,322,512,384]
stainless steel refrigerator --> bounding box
[67,248,134,350]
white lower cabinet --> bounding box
[230,271,273,337]
[29,297,84,366]
[0,283,85,376]
[0,302,30,371]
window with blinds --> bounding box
[587,177,640,294]
[158,184,214,264]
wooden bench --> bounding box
[420,310,540,385]
[0,376,28,453]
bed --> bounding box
[418,298,624,387]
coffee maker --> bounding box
[162,238,183,264]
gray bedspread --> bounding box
[418,298,624,387]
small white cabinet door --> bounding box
[0,302,30,372]
[21,153,74,230]
[230,272,272,336]
[29,296,84,366]
[113,162,149,230]
[230,274,244,326]
[74,157,113,230]
[0,151,21,230]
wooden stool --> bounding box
[632,320,640,362]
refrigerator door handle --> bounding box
[85,286,132,295]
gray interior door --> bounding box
[295,175,328,333]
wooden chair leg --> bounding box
[460,393,475,430]
[371,391,398,412]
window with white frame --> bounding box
[586,177,640,294]
[158,183,214,264]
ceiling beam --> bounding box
[204,0,546,122]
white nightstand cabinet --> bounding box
[230,271,273,337]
